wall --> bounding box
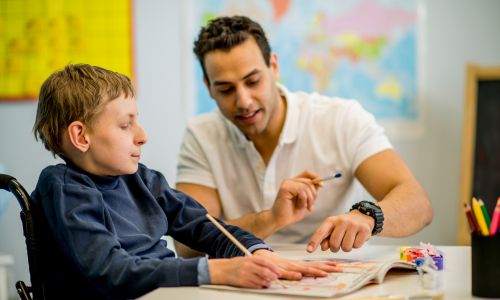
[387,0,500,245]
[1,0,500,297]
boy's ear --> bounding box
[67,121,90,152]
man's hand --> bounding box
[253,250,340,280]
[177,171,323,241]
[271,171,323,228]
[306,210,374,253]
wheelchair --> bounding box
[0,174,44,300]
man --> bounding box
[176,16,432,253]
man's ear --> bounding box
[270,53,280,81]
[67,121,90,153]
[203,77,214,99]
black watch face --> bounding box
[363,202,377,209]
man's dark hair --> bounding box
[193,15,271,82]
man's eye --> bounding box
[218,88,233,94]
[247,79,259,86]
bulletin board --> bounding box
[458,65,500,245]
[0,0,134,100]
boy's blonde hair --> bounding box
[33,64,135,157]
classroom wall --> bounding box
[1,0,500,297]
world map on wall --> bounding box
[192,0,420,127]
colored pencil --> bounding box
[478,199,491,228]
[464,203,479,233]
[489,197,500,236]
[472,197,489,236]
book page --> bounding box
[202,258,415,298]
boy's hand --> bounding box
[208,256,280,288]
[253,249,340,280]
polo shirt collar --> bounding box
[277,83,299,145]
[222,83,300,148]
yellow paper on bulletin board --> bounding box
[0,0,133,100]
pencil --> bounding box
[472,197,489,236]
[478,199,491,228]
[312,172,342,184]
[206,214,252,256]
[489,197,500,236]
[205,213,288,288]
[463,203,479,233]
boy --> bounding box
[31,64,336,299]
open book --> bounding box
[202,258,416,298]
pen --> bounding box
[472,197,489,236]
[489,197,500,236]
[464,203,479,233]
[206,214,288,288]
[312,172,342,184]
[478,199,491,228]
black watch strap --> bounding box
[350,200,384,235]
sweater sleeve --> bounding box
[35,167,202,299]
[145,168,267,258]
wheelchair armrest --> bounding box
[0,174,15,190]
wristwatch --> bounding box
[350,201,384,235]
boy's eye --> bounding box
[121,123,131,129]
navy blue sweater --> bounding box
[31,162,265,299]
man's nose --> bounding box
[235,86,252,109]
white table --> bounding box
[0,254,13,300]
[139,245,475,300]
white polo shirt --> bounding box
[176,84,392,243]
